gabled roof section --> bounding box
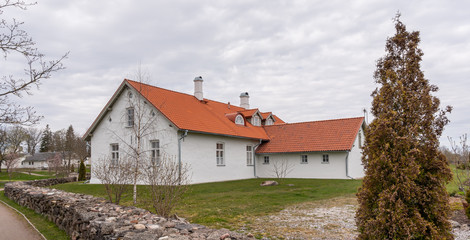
[238,109,260,118]
[84,79,270,140]
[256,117,364,153]
[260,112,273,120]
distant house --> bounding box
[20,152,60,169]
[84,77,365,184]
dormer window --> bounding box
[235,115,245,125]
[252,115,261,126]
[265,117,274,126]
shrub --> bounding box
[78,161,86,181]
[466,190,470,219]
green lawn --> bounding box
[52,178,362,230]
[0,171,52,181]
[446,164,470,195]
[0,191,68,240]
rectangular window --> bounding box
[263,156,270,164]
[301,155,308,164]
[127,107,134,127]
[111,143,119,165]
[322,154,329,164]
[216,143,224,166]
[150,140,160,165]
[246,145,253,166]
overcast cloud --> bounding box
[1,0,469,146]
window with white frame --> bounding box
[150,140,160,165]
[111,143,119,165]
[263,156,270,164]
[252,115,261,126]
[301,155,308,164]
[235,115,245,125]
[265,117,274,126]
[216,142,225,166]
[322,154,329,164]
[246,145,253,165]
[126,107,134,127]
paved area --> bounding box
[0,198,44,240]
[20,172,47,176]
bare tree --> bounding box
[142,155,190,218]
[92,156,133,204]
[271,159,294,184]
[0,127,7,172]
[108,67,170,204]
[3,152,21,180]
[25,127,42,155]
[0,1,68,126]
[449,134,470,193]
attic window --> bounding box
[235,115,244,125]
[252,115,261,126]
[150,110,156,117]
[265,117,274,126]
[128,91,133,99]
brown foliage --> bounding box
[356,14,454,239]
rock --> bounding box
[158,236,169,240]
[220,233,231,239]
[164,222,176,228]
[134,224,146,230]
[260,180,279,186]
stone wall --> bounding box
[4,179,252,240]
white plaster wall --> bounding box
[89,88,179,183]
[348,126,365,179]
[181,133,259,183]
[255,151,348,179]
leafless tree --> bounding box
[73,135,88,163]
[25,127,42,155]
[0,1,68,126]
[47,152,66,176]
[271,159,294,183]
[449,134,470,193]
[92,155,133,204]
[3,152,21,180]
[108,66,172,204]
[142,155,190,217]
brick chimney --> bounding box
[194,76,203,101]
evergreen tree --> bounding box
[39,124,52,152]
[78,160,86,181]
[356,14,453,239]
[65,125,75,168]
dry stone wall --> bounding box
[4,178,252,240]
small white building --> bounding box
[84,78,365,184]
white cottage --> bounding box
[84,77,365,184]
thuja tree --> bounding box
[356,14,454,239]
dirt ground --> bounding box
[247,197,470,240]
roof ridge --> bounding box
[125,79,246,110]
[263,116,364,127]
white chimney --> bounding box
[194,76,203,101]
[240,92,249,109]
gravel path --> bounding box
[249,197,470,240]
[0,199,44,240]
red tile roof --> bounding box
[126,80,271,140]
[256,117,364,153]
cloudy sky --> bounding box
[2,0,469,146]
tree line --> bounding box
[0,124,88,175]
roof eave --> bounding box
[83,80,130,141]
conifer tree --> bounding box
[356,14,453,239]
[78,160,86,181]
[39,124,52,152]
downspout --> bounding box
[253,139,263,178]
[178,130,188,182]
[346,151,354,179]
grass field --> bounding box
[52,178,362,230]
